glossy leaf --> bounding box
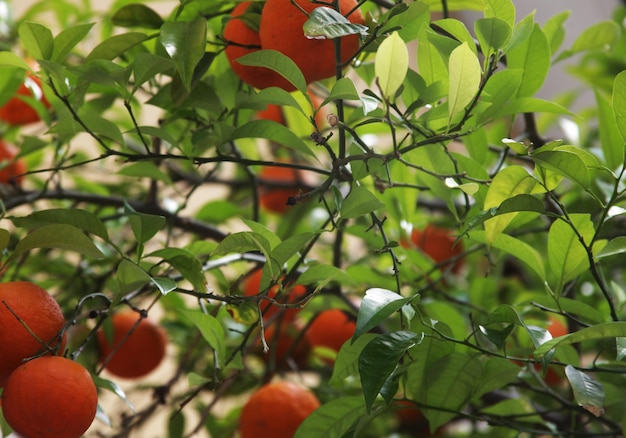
[160,18,207,90]
[359,331,421,411]
[475,17,511,54]
[353,288,415,341]
[236,50,307,94]
[565,366,605,417]
[116,258,152,293]
[532,148,590,188]
[535,322,626,357]
[375,31,409,99]
[303,7,368,39]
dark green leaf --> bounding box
[10,209,109,241]
[353,288,416,341]
[236,50,307,94]
[330,334,377,387]
[87,32,149,61]
[52,23,95,62]
[341,186,385,219]
[160,18,207,90]
[116,259,152,293]
[132,53,175,90]
[128,211,166,245]
[359,331,421,412]
[535,322,626,358]
[565,366,605,417]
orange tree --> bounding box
[1,0,626,437]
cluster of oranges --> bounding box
[223,0,364,91]
[0,281,167,437]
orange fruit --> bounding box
[409,224,464,274]
[2,356,98,438]
[394,400,434,435]
[0,281,66,388]
[243,269,307,322]
[547,316,568,338]
[0,139,26,185]
[239,381,320,438]
[258,165,304,213]
[224,2,294,90]
[97,311,167,379]
[305,309,355,364]
[0,73,50,125]
[257,324,311,370]
[259,0,364,84]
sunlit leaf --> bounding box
[375,31,409,99]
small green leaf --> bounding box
[132,53,175,89]
[128,211,166,245]
[147,248,207,293]
[231,120,314,157]
[297,264,357,288]
[353,288,415,341]
[327,77,360,102]
[612,71,626,143]
[475,18,511,53]
[118,162,172,184]
[375,31,409,99]
[359,331,421,412]
[112,4,164,29]
[303,7,368,39]
[10,209,109,241]
[507,23,550,97]
[0,229,9,253]
[341,186,385,219]
[448,41,481,124]
[565,366,605,417]
[160,18,207,90]
[179,309,225,368]
[571,21,619,53]
[485,0,515,27]
[13,224,104,259]
[116,259,152,293]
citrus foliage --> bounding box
[0,0,626,437]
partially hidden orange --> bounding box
[239,381,320,438]
[224,2,294,90]
[0,139,26,185]
[97,311,167,379]
[0,73,50,125]
[0,281,66,387]
[2,356,98,438]
[259,0,364,84]
[409,224,464,274]
[243,269,307,322]
[258,164,305,213]
[305,309,355,364]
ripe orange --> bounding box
[243,269,307,322]
[258,165,304,213]
[409,224,464,274]
[259,0,364,84]
[305,309,355,364]
[97,311,167,379]
[0,281,66,387]
[0,74,50,125]
[547,316,568,338]
[257,324,311,370]
[0,139,26,185]
[2,356,98,438]
[239,381,320,438]
[224,2,294,91]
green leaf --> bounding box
[10,209,109,241]
[535,322,626,358]
[0,229,9,253]
[556,20,620,62]
[303,7,368,39]
[484,0,515,27]
[211,232,274,274]
[87,32,149,61]
[112,4,164,29]
[341,186,385,219]
[179,309,225,369]
[612,71,626,143]
[596,88,625,170]
[160,18,207,90]
[231,120,314,157]
[128,211,166,245]
[296,264,356,288]
[462,193,546,235]
[547,215,595,292]
[507,23,550,97]
[418,352,483,432]
[271,232,314,267]
[597,237,626,260]
[331,334,377,386]
[327,77,360,102]
[147,248,207,293]
[483,165,539,244]
[543,10,570,55]
[13,224,104,259]
[19,22,53,60]
[236,50,307,94]
[448,41,481,124]
[294,396,366,438]
[565,365,605,417]
[474,357,521,399]
[118,162,172,184]
[353,288,416,341]
[132,53,175,90]
[52,23,95,63]
[532,149,590,188]
[116,259,152,293]
[78,111,126,144]
[417,27,448,88]
[375,31,409,99]
[359,331,421,412]
[475,18,511,54]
